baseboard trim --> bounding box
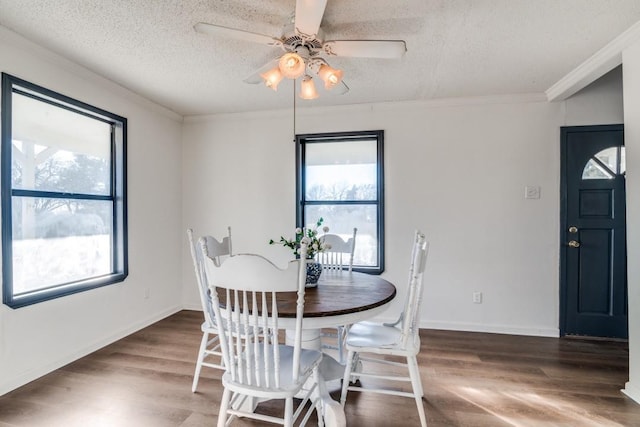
[622,381,640,404]
[419,320,560,338]
[0,305,182,396]
[182,308,560,338]
[182,302,202,311]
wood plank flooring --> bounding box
[1,310,639,426]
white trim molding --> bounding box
[421,320,559,338]
[622,381,640,404]
[546,20,640,102]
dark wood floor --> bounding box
[1,310,639,426]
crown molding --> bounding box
[546,20,640,102]
[184,92,548,122]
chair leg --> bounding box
[192,331,209,392]
[284,397,294,427]
[314,367,325,427]
[217,387,232,427]
[340,350,356,406]
[407,355,427,427]
[336,326,344,364]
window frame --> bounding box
[296,130,385,274]
[1,73,128,308]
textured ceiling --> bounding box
[1,0,640,116]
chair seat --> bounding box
[346,321,420,356]
[222,345,323,398]
[200,320,217,332]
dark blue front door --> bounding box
[560,125,627,339]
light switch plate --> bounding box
[525,186,541,199]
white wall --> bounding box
[0,27,184,395]
[623,40,640,404]
[563,66,624,126]
[181,69,626,337]
[182,95,559,336]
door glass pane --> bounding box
[305,140,377,201]
[582,160,614,180]
[12,197,113,295]
[582,147,626,180]
[12,92,111,195]
[304,204,377,267]
[595,147,618,173]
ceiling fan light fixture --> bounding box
[279,52,306,79]
[317,64,343,89]
[300,76,319,100]
[260,67,284,91]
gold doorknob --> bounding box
[568,240,580,248]
[568,226,578,233]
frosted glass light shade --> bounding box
[260,67,284,91]
[279,52,306,79]
[300,76,319,100]
[317,64,343,89]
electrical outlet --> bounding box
[473,292,482,304]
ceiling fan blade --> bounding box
[194,22,281,46]
[323,40,407,59]
[294,0,327,37]
[243,59,280,84]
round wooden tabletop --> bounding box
[276,271,397,318]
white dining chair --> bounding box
[317,228,357,272]
[200,239,324,427]
[187,227,232,393]
[340,230,429,427]
[316,228,357,363]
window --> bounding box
[2,73,127,308]
[296,130,384,273]
[582,147,626,180]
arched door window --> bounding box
[582,147,626,180]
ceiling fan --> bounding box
[194,0,407,99]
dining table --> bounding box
[278,270,397,348]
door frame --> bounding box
[559,123,625,337]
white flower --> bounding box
[269,218,329,259]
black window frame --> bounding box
[1,73,128,308]
[296,130,385,274]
